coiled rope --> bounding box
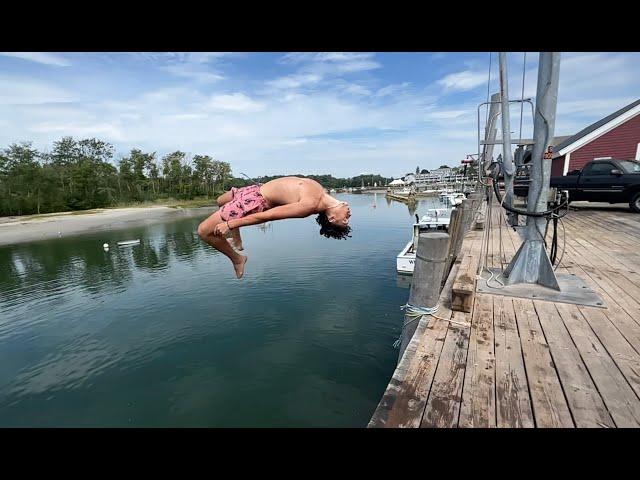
[392,303,439,349]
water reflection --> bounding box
[0,196,440,427]
[0,214,289,311]
[0,219,207,309]
[396,274,412,289]
[385,197,418,218]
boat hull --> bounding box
[396,240,416,274]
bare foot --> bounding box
[232,255,248,279]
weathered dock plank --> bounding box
[512,298,574,427]
[493,296,534,428]
[555,302,640,427]
[534,300,614,427]
[459,293,496,428]
[368,261,461,428]
[370,200,640,428]
[368,316,449,428]
[421,311,471,428]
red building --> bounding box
[552,98,640,176]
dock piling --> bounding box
[398,232,450,361]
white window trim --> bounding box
[636,142,640,160]
[563,152,571,175]
[557,105,640,157]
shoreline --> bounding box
[0,205,217,247]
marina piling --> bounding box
[397,232,450,361]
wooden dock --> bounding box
[385,193,416,203]
[369,201,640,428]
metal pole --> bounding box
[478,93,501,176]
[504,52,561,290]
[499,52,517,226]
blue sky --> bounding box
[1,52,639,178]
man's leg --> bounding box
[217,190,234,207]
[229,227,243,251]
[197,210,248,279]
[215,189,245,251]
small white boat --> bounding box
[448,193,466,205]
[440,192,466,206]
[397,209,451,274]
[117,239,141,246]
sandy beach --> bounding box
[0,206,217,247]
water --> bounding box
[0,194,441,427]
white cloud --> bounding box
[315,52,373,62]
[266,74,322,90]
[140,52,233,84]
[376,82,411,97]
[0,75,75,105]
[341,84,371,96]
[29,121,125,141]
[162,113,208,121]
[3,52,640,178]
[168,52,234,64]
[0,52,71,67]
[161,64,224,83]
[426,109,468,120]
[279,52,381,76]
[206,93,264,112]
[278,138,308,146]
[140,87,199,105]
[437,70,487,92]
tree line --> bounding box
[0,137,239,217]
[0,136,395,217]
[253,173,394,190]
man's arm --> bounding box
[228,202,316,229]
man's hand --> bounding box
[214,221,231,236]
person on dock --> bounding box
[197,177,352,279]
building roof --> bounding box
[553,98,640,157]
[389,179,405,185]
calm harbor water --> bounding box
[0,194,440,427]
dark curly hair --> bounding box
[316,212,352,240]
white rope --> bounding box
[401,302,439,318]
[393,302,440,348]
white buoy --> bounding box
[103,243,109,248]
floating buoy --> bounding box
[103,243,109,248]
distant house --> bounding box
[389,178,405,186]
[552,98,640,176]
[407,167,466,186]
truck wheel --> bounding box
[631,192,640,213]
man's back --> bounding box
[260,177,324,209]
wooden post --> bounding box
[453,199,470,258]
[444,207,461,279]
[398,232,450,362]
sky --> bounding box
[1,51,638,179]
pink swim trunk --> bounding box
[219,184,271,221]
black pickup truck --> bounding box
[513,158,640,213]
